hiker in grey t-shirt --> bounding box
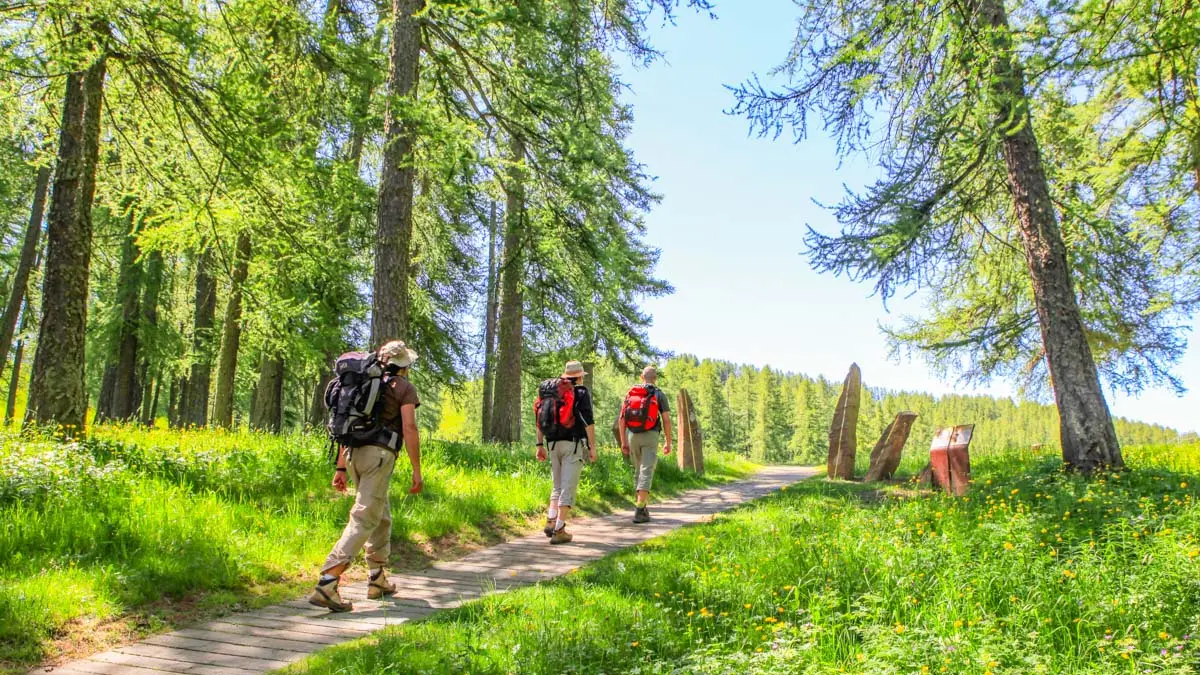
[618,366,673,523]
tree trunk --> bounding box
[489,135,528,443]
[371,0,423,345]
[26,54,107,434]
[138,250,164,425]
[98,208,144,422]
[250,352,284,433]
[0,166,48,380]
[6,297,30,425]
[975,0,1122,472]
[182,247,217,427]
[481,200,500,441]
[212,232,252,428]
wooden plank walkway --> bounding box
[37,465,817,675]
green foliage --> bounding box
[282,443,1200,674]
[0,424,754,666]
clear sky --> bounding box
[615,1,1200,433]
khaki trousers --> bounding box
[627,430,661,492]
[549,439,586,508]
[321,445,395,573]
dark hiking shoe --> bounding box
[549,527,574,545]
[544,519,557,538]
[309,579,353,613]
[633,507,650,524]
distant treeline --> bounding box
[435,356,1187,462]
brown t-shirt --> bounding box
[377,375,420,434]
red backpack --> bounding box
[533,378,578,437]
[622,384,661,432]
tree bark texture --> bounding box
[863,411,918,483]
[250,352,284,433]
[182,247,217,427]
[212,232,252,428]
[481,201,500,441]
[6,297,30,424]
[371,0,423,345]
[974,0,1122,472]
[26,54,107,434]
[826,363,861,479]
[489,135,528,444]
[138,250,164,425]
[96,209,144,422]
[0,165,48,380]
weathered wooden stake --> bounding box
[863,411,918,482]
[826,363,861,480]
[677,388,695,472]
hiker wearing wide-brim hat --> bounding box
[310,339,423,613]
[534,360,597,545]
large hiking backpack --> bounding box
[622,384,661,432]
[533,378,578,439]
[323,351,399,453]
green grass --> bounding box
[0,425,756,670]
[284,443,1200,675]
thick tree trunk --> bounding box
[6,297,30,425]
[250,352,284,433]
[0,166,48,379]
[97,209,144,422]
[26,54,106,434]
[182,247,217,427]
[212,232,252,428]
[481,201,500,441]
[489,135,527,443]
[975,0,1122,472]
[371,0,423,345]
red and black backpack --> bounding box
[533,378,578,438]
[622,384,661,432]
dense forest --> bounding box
[0,0,1197,471]
[435,356,1186,462]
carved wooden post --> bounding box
[863,411,918,482]
[827,363,861,479]
[689,392,705,475]
[928,425,974,495]
[676,388,696,471]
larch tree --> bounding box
[732,0,1140,472]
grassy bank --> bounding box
[0,425,756,670]
[286,443,1200,675]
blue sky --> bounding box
[615,1,1200,433]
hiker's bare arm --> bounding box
[536,427,546,461]
[586,424,597,462]
[617,409,629,454]
[402,404,422,493]
[661,411,673,455]
[332,446,349,492]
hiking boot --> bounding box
[367,571,397,600]
[633,506,650,524]
[549,527,574,545]
[309,578,353,613]
[543,518,557,538]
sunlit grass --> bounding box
[0,425,756,668]
[286,442,1200,675]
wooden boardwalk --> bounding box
[38,465,817,675]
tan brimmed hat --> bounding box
[378,340,418,368]
[561,360,587,379]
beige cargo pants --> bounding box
[627,430,661,492]
[321,445,395,573]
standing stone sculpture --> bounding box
[863,411,918,482]
[826,363,861,480]
[928,424,974,496]
[676,388,705,475]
